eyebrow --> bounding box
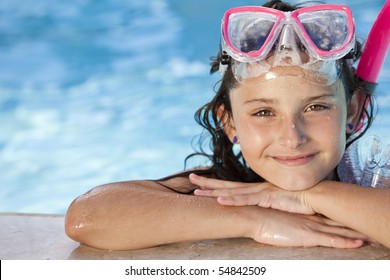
[244,98,277,105]
[243,93,336,106]
[304,93,336,102]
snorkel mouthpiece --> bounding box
[356,0,390,88]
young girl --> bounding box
[65,0,390,250]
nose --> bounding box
[278,116,308,149]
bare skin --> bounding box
[65,174,369,250]
[191,174,390,248]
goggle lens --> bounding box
[221,5,355,86]
[227,12,277,54]
[223,5,355,61]
[299,10,350,52]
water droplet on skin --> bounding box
[75,223,86,229]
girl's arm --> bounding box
[191,174,390,248]
[65,179,256,250]
[307,181,390,248]
[65,177,368,250]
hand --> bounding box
[190,173,315,215]
[190,174,374,248]
[251,208,368,248]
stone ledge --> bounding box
[1,213,389,260]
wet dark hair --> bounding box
[185,0,376,182]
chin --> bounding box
[269,176,322,191]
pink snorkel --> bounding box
[356,0,390,89]
[354,0,390,132]
[338,2,390,186]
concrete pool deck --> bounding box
[1,212,390,260]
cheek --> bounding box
[235,120,279,168]
[313,114,347,159]
[317,115,345,138]
[235,118,273,148]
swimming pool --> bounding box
[0,0,389,214]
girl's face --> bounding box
[227,75,351,191]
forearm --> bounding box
[65,181,259,250]
[308,181,390,247]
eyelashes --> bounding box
[252,109,274,117]
[305,104,331,112]
[251,104,331,118]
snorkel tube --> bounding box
[356,0,390,91]
[338,1,390,187]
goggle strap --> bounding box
[218,50,231,76]
[343,43,359,60]
[219,62,228,76]
[220,51,231,65]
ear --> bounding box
[346,91,366,133]
[217,105,238,143]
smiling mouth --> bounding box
[272,153,318,166]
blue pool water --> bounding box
[0,0,389,214]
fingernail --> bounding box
[194,189,205,195]
[189,173,199,179]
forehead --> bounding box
[230,75,346,103]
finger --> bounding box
[304,216,372,243]
[218,193,271,207]
[193,189,247,198]
[320,224,371,241]
[307,216,372,242]
[305,215,346,226]
[194,185,268,202]
[193,189,220,198]
[314,232,364,249]
[305,215,371,240]
[189,173,243,190]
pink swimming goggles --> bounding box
[220,4,356,85]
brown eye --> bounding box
[254,109,274,117]
[306,104,329,112]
